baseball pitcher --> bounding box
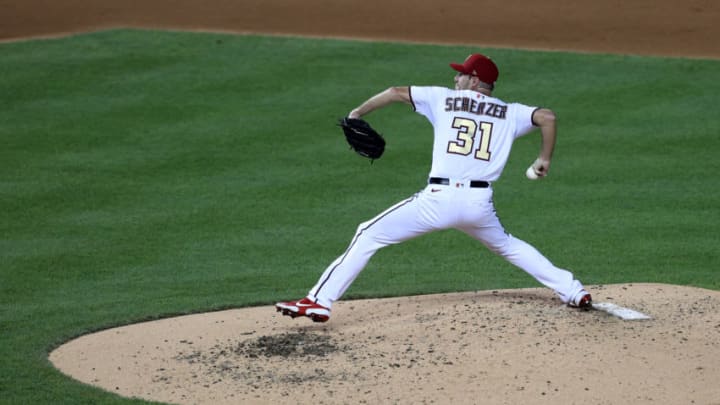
[277,53,592,322]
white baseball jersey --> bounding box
[410,86,538,182]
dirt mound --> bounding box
[50,283,720,404]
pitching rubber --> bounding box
[591,302,651,320]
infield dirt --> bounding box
[51,284,720,404]
[5,0,718,404]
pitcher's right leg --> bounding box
[459,210,589,306]
[492,234,588,305]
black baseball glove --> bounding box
[338,117,385,162]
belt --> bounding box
[429,177,490,188]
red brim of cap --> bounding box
[450,63,470,74]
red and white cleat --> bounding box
[275,297,330,322]
[568,291,593,309]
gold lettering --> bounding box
[444,97,506,120]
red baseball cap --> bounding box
[450,54,499,86]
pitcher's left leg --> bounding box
[309,193,436,308]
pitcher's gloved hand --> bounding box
[339,117,385,162]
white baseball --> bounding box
[525,165,539,180]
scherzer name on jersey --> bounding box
[445,96,508,119]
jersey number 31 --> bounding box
[447,117,493,161]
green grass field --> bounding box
[1,29,719,404]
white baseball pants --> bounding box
[308,181,586,308]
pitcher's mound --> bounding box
[50,283,720,404]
